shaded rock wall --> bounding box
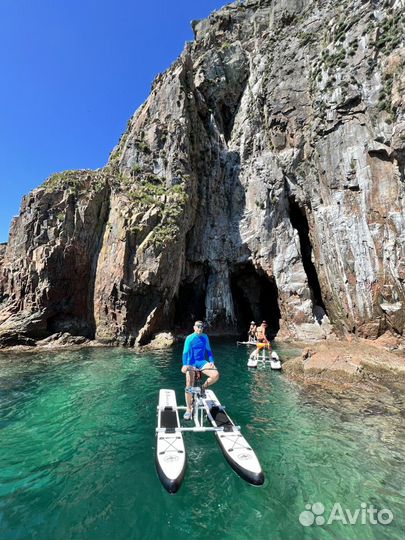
[0,171,110,345]
[1,0,404,346]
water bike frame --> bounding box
[155,368,264,490]
[157,368,228,433]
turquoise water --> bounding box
[0,340,404,540]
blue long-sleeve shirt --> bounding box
[182,333,214,366]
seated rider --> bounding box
[248,321,257,342]
[181,320,220,420]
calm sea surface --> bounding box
[0,340,404,540]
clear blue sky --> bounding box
[0,0,227,243]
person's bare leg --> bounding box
[184,370,195,412]
[202,368,219,388]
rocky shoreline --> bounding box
[1,331,403,397]
[282,337,404,394]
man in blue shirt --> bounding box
[181,320,219,420]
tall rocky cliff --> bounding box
[1,0,404,347]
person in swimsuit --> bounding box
[181,321,219,420]
[247,321,257,342]
[253,321,270,360]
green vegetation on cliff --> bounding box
[43,169,108,194]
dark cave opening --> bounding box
[230,262,280,339]
[173,262,280,338]
[173,275,207,332]
[288,196,327,320]
[219,102,235,143]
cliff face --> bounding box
[0,172,110,345]
[1,0,404,346]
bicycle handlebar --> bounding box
[185,366,218,372]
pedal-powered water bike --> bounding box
[247,343,281,369]
[155,369,264,493]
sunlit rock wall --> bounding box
[1,0,404,345]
